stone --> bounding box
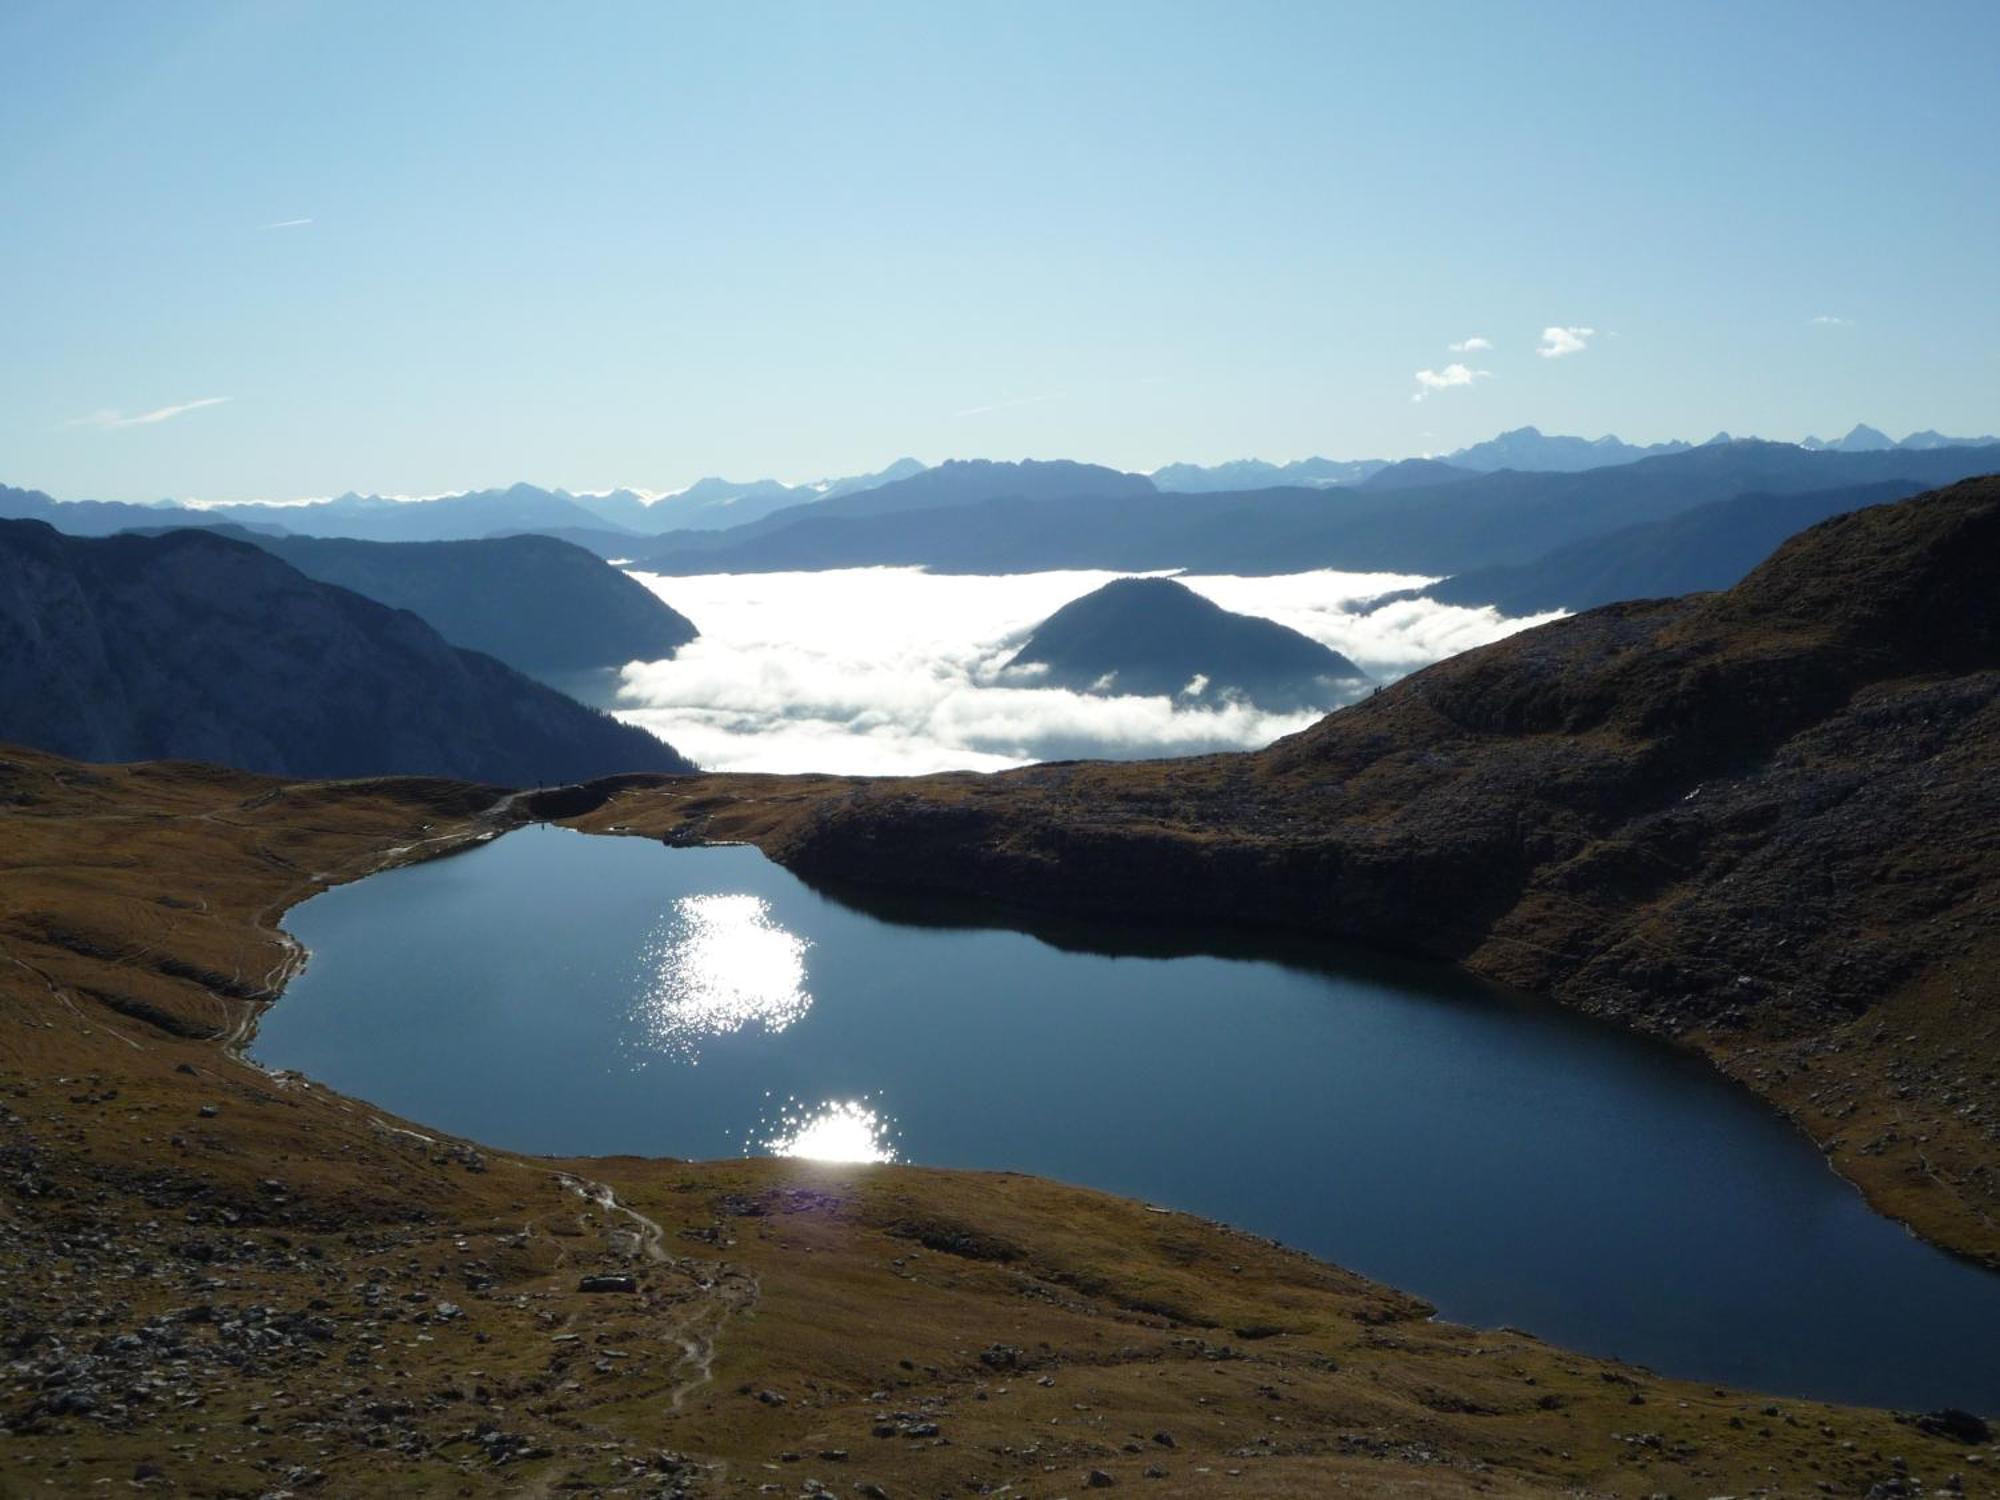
[1915,1410,1992,1445]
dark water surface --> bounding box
[256,825,2000,1411]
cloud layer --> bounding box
[615,568,1560,774]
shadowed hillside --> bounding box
[0,520,693,782]
[223,529,699,674]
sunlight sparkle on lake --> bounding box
[752,1096,900,1164]
[628,894,811,1062]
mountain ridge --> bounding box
[207,528,699,674]
[0,520,693,783]
[625,440,2000,578]
[1419,479,1929,615]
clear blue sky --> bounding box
[4,0,1996,501]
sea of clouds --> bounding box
[613,568,1561,775]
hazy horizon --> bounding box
[11,415,1993,510]
[6,1,1997,504]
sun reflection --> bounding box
[749,1094,900,1164]
[627,894,811,1063]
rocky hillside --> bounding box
[0,520,693,782]
[226,529,698,674]
[574,477,2000,1263]
[1009,576,1366,709]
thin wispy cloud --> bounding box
[955,392,1063,419]
[1809,314,1852,326]
[1447,335,1493,353]
[1410,362,1491,402]
[262,217,314,230]
[67,396,232,430]
[1536,325,1595,359]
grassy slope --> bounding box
[3,749,1992,1497]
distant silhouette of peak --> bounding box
[1835,423,1895,452]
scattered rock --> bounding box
[1915,1409,1992,1444]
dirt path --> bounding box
[555,1172,762,1417]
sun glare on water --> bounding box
[628,894,812,1063]
[752,1096,900,1164]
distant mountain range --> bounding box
[1148,423,1996,490]
[630,459,1155,570]
[621,441,2000,580]
[9,424,1994,553]
[1797,423,1999,453]
[1149,456,1387,492]
[0,463,930,549]
[1419,480,1928,616]
[6,425,1998,623]
[1008,577,1365,711]
[0,520,693,783]
[567,458,927,533]
[0,483,273,539]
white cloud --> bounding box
[1447,336,1493,353]
[1536,326,1595,359]
[66,396,231,430]
[614,567,1559,775]
[955,392,1064,419]
[1410,362,1491,401]
[1809,314,1851,326]
[262,217,314,229]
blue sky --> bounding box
[4,0,1996,501]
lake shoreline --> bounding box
[6,746,1996,1496]
[539,769,2000,1277]
[257,811,2000,1409]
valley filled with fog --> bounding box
[613,567,1560,774]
